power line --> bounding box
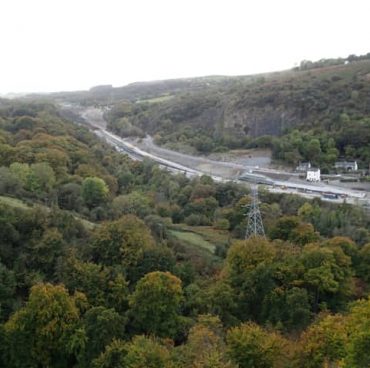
[243,184,265,239]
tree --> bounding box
[299,314,347,368]
[28,162,56,193]
[81,306,125,365]
[324,236,359,266]
[179,315,236,368]
[225,238,276,287]
[129,271,183,338]
[123,335,172,368]
[224,238,276,321]
[129,246,176,283]
[269,216,300,241]
[262,287,312,332]
[91,215,155,270]
[0,261,16,321]
[57,256,129,313]
[92,339,127,368]
[289,223,319,246]
[81,177,109,208]
[27,228,65,278]
[226,322,287,368]
[112,191,152,219]
[58,183,83,211]
[301,244,353,311]
[0,167,22,195]
[344,296,370,367]
[358,243,370,282]
[304,139,321,163]
[9,162,30,186]
[3,283,85,368]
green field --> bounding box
[0,195,96,229]
[137,94,174,104]
[169,229,216,254]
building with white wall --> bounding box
[306,168,320,182]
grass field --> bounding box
[169,229,216,254]
[0,195,96,229]
[137,94,174,104]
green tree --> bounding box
[28,228,65,278]
[92,339,127,368]
[28,162,56,193]
[81,306,125,365]
[91,215,155,270]
[301,244,353,311]
[0,261,16,321]
[57,256,129,313]
[129,271,183,338]
[304,138,321,163]
[9,162,30,187]
[112,191,152,219]
[269,216,301,241]
[81,177,109,208]
[123,335,172,368]
[357,243,370,282]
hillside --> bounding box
[99,57,370,170]
[1,99,370,367]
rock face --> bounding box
[223,105,298,137]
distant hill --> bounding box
[103,58,370,170]
[28,53,370,169]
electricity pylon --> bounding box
[244,184,265,239]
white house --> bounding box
[306,168,320,182]
[334,161,358,171]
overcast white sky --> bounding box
[1,0,369,93]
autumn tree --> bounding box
[344,296,370,367]
[3,283,85,368]
[226,322,287,368]
[298,314,347,368]
[178,315,236,368]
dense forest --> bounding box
[0,99,369,367]
[101,56,370,171]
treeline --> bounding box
[298,52,370,71]
[0,101,370,367]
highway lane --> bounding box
[95,128,367,203]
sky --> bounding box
[1,0,369,94]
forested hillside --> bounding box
[0,100,370,367]
[103,56,370,170]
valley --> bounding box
[68,104,370,207]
